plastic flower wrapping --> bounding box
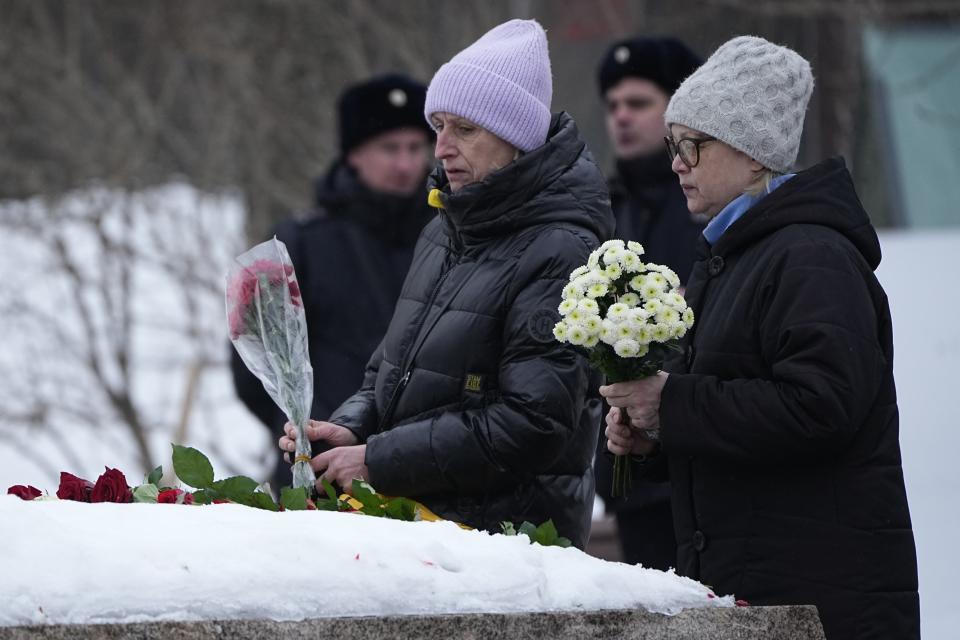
[553,239,694,496]
[226,237,315,494]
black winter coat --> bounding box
[656,158,919,639]
[330,113,615,548]
[231,161,434,486]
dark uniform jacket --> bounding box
[656,157,919,639]
[330,113,615,548]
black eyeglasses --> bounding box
[664,135,716,168]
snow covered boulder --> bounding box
[0,496,825,638]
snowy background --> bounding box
[0,186,957,637]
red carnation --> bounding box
[56,472,94,502]
[157,488,194,505]
[7,485,42,500]
[90,467,133,503]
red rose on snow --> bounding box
[90,467,133,503]
[157,489,194,505]
[56,472,94,502]
[7,485,42,500]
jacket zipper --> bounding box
[377,245,463,432]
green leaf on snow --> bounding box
[280,486,309,511]
[132,484,159,503]
[146,465,163,486]
[171,444,214,489]
[211,475,259,501]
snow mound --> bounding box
[0,496,731,626]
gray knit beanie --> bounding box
[664,35,814,173]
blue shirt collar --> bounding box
[702,173,795,245]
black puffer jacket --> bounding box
[658,158,919,639]
[231,161,434,487]
[330,113,615,548]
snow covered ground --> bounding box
[0,187,956,636]
[0,496,730,626]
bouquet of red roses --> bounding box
[226,238,315,494]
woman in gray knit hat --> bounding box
[602,36,919,640]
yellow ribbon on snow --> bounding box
[339,493,471,530]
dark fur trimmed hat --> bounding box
[597,36,702,97]
[338,73,432,155]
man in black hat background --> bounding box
[231,73,434,490]
[594,37,704,569]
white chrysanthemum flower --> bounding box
[599,239,625,253]
[586,282,609,299]
[584,333,600,348]
[558,298,578,316]
[579,271,610,287]
[665,292,687,309]
[683,307,695,328]
[629,274,646,292]
[619,292,640,307]
[587,249,602,270]
[553,321,569,342]
[607,302,630,322]
[669,321,687,339]
[656,307,681,325]
[604,262,623,280]
[569,265,590,281]
[616,323,634,340]
[583,316,602,333]
[577,298,599,315]
[637,325,654,345]
[568,325,588,346]
[603,246,624,265]
[614,338,640,358]
[600,320,617,345]
[651,324,671,342]
[562,282,584,300]
[644,298,663,314]
[621,251,643,273]
[627,241,645,255]
[648,272,668,288]
[628,307,650,322]
[572,274,592,291]
[663,268,681,289]
[642,282,663,299]
[644,263,664,273]
[568,308,585,324]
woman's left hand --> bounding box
[600,372,669,432]
[310,445,369,493]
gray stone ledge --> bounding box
[0,606,824,640]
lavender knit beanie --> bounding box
[424,19,552,152]
[664,35,814,173]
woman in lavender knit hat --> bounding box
[280,19,614,547]
[602,36,919,639]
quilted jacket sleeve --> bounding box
[363,228,596,496]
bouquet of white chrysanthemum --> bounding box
[553,239,694,496]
